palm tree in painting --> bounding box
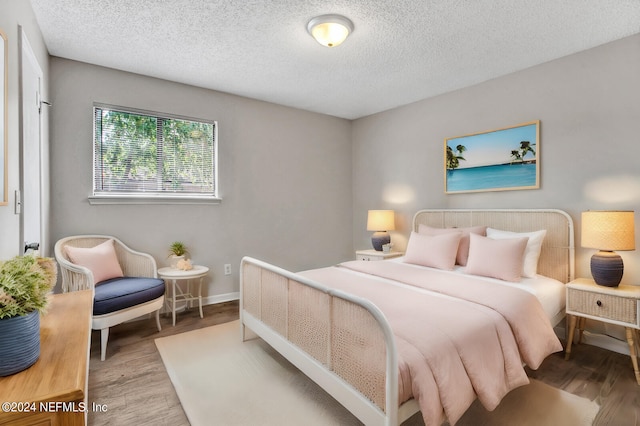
[509,141,536,164]
[446,144,467,170]
[519,141,536,161]
[510,149,522,164]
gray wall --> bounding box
[50,58,353,299]
[0,0,50,259]
[24,25,640,298]
[352,34,640,286]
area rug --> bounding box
[155,320,599,426]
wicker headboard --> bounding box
[413,209,575,283]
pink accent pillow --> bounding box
[65,239,124,284]
[486,228,547,278]
[418,224,487,266]
[465,233,528,282]
[404,231,462,270]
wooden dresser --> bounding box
[0,290,93,426]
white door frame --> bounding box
[19,28,46,256]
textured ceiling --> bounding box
[29,0,640,119]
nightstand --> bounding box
[355,249,404,261]
[565,278,640,385]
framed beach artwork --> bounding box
[445,120,540,194]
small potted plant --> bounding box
[0,255,57,376]
[168,242,189,268]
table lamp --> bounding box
[367,210,395,251]
[581,210,635,287]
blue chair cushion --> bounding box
[93,277,165,316]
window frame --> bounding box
[89,103,220,205]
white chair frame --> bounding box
[54,235,164,361]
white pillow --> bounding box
[486,228,547,278]
[403,231,462,270]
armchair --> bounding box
[54,235,165,361]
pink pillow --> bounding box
[403,231,462,270]
[465,233,528,282]
[418,224,487,266]
[65,239,124,284]
[486,228,547,278]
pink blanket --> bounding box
[299,261,562,425]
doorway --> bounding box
[19,28,45,255]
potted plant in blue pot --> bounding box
[0,255,56,376]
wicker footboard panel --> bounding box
[240,257,406,426]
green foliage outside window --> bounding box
[94,106,216,196]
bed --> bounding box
[240,209,575,426]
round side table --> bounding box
[157,265,209,326]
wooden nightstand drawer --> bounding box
[567,288,637,325]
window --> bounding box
[91,104,218,204]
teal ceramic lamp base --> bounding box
[371,231,390,251]
[591,250,624,287]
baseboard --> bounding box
[202,292,239,305]
[579,331,630,356]
[554,325,630,356]
[156,292,239,316]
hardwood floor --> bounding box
[87,301,640,425]
[87,301,238,426]
[526,338,640,425]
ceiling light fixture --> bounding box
[307,14,354,48]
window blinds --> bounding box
[93,106,216,197]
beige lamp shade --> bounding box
[367,210,395,231]
[581,210,635,251]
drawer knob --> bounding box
[596,300,602,307]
